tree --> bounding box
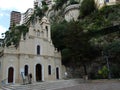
[80,0,97,17]
[54,0,68,10]
[51,21,67,51]
[29,6,45,23]
[4,25,28,47]
[69,0,79,5]
[103,40,120,63]
[41,1,48,12]
[35,6,44,18]
[51,3,120,78]
[64,21,100,75]
[51,21,100,75]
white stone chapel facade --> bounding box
[0,17,62,84]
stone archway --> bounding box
[8,67,14,83]
[36,64,42,81]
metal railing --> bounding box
[0,78,7,86]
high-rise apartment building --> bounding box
[10,11,21,28]
[95,0,120,8]
[20,8,34,25]
[34,0,42,7]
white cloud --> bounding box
[0,0,34,12]
[0,12,9,18]
[0,13,3,17]
[0,0,36,38]
[0,25,7,38]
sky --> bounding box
[0,0,34,39]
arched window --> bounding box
[56,67,59,79]
[48,65,51,75]
[0,43,2,47]
[0,62,1,69]
[24,65,28,76]
[37,45,40,55]
[37,30,40,36]
[46,26,48,37]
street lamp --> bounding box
[102,51,111,79]
[105,55,111,79]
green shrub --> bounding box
[98,66,109,79]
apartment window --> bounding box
[48,65,51,75]
[106,0,109,2]
[37,45,40,55]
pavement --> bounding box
[54,82,120,90]
[0,79,120,90]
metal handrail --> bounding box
[0,78,7,86]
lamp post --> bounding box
[102,51,111,79]
[105,55,111,79]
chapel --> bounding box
[0,16,62,84]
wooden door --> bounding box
[36,64,42,81]
[56,67,59,79]
[8,67,14,83]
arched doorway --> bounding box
[8,67,14,83]
[36,64,42,81]
[56,67,59,79]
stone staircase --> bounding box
[0,79,84,90]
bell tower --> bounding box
[40,16,51,42]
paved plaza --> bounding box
[0,79,120,90]
[55,82,120,90]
